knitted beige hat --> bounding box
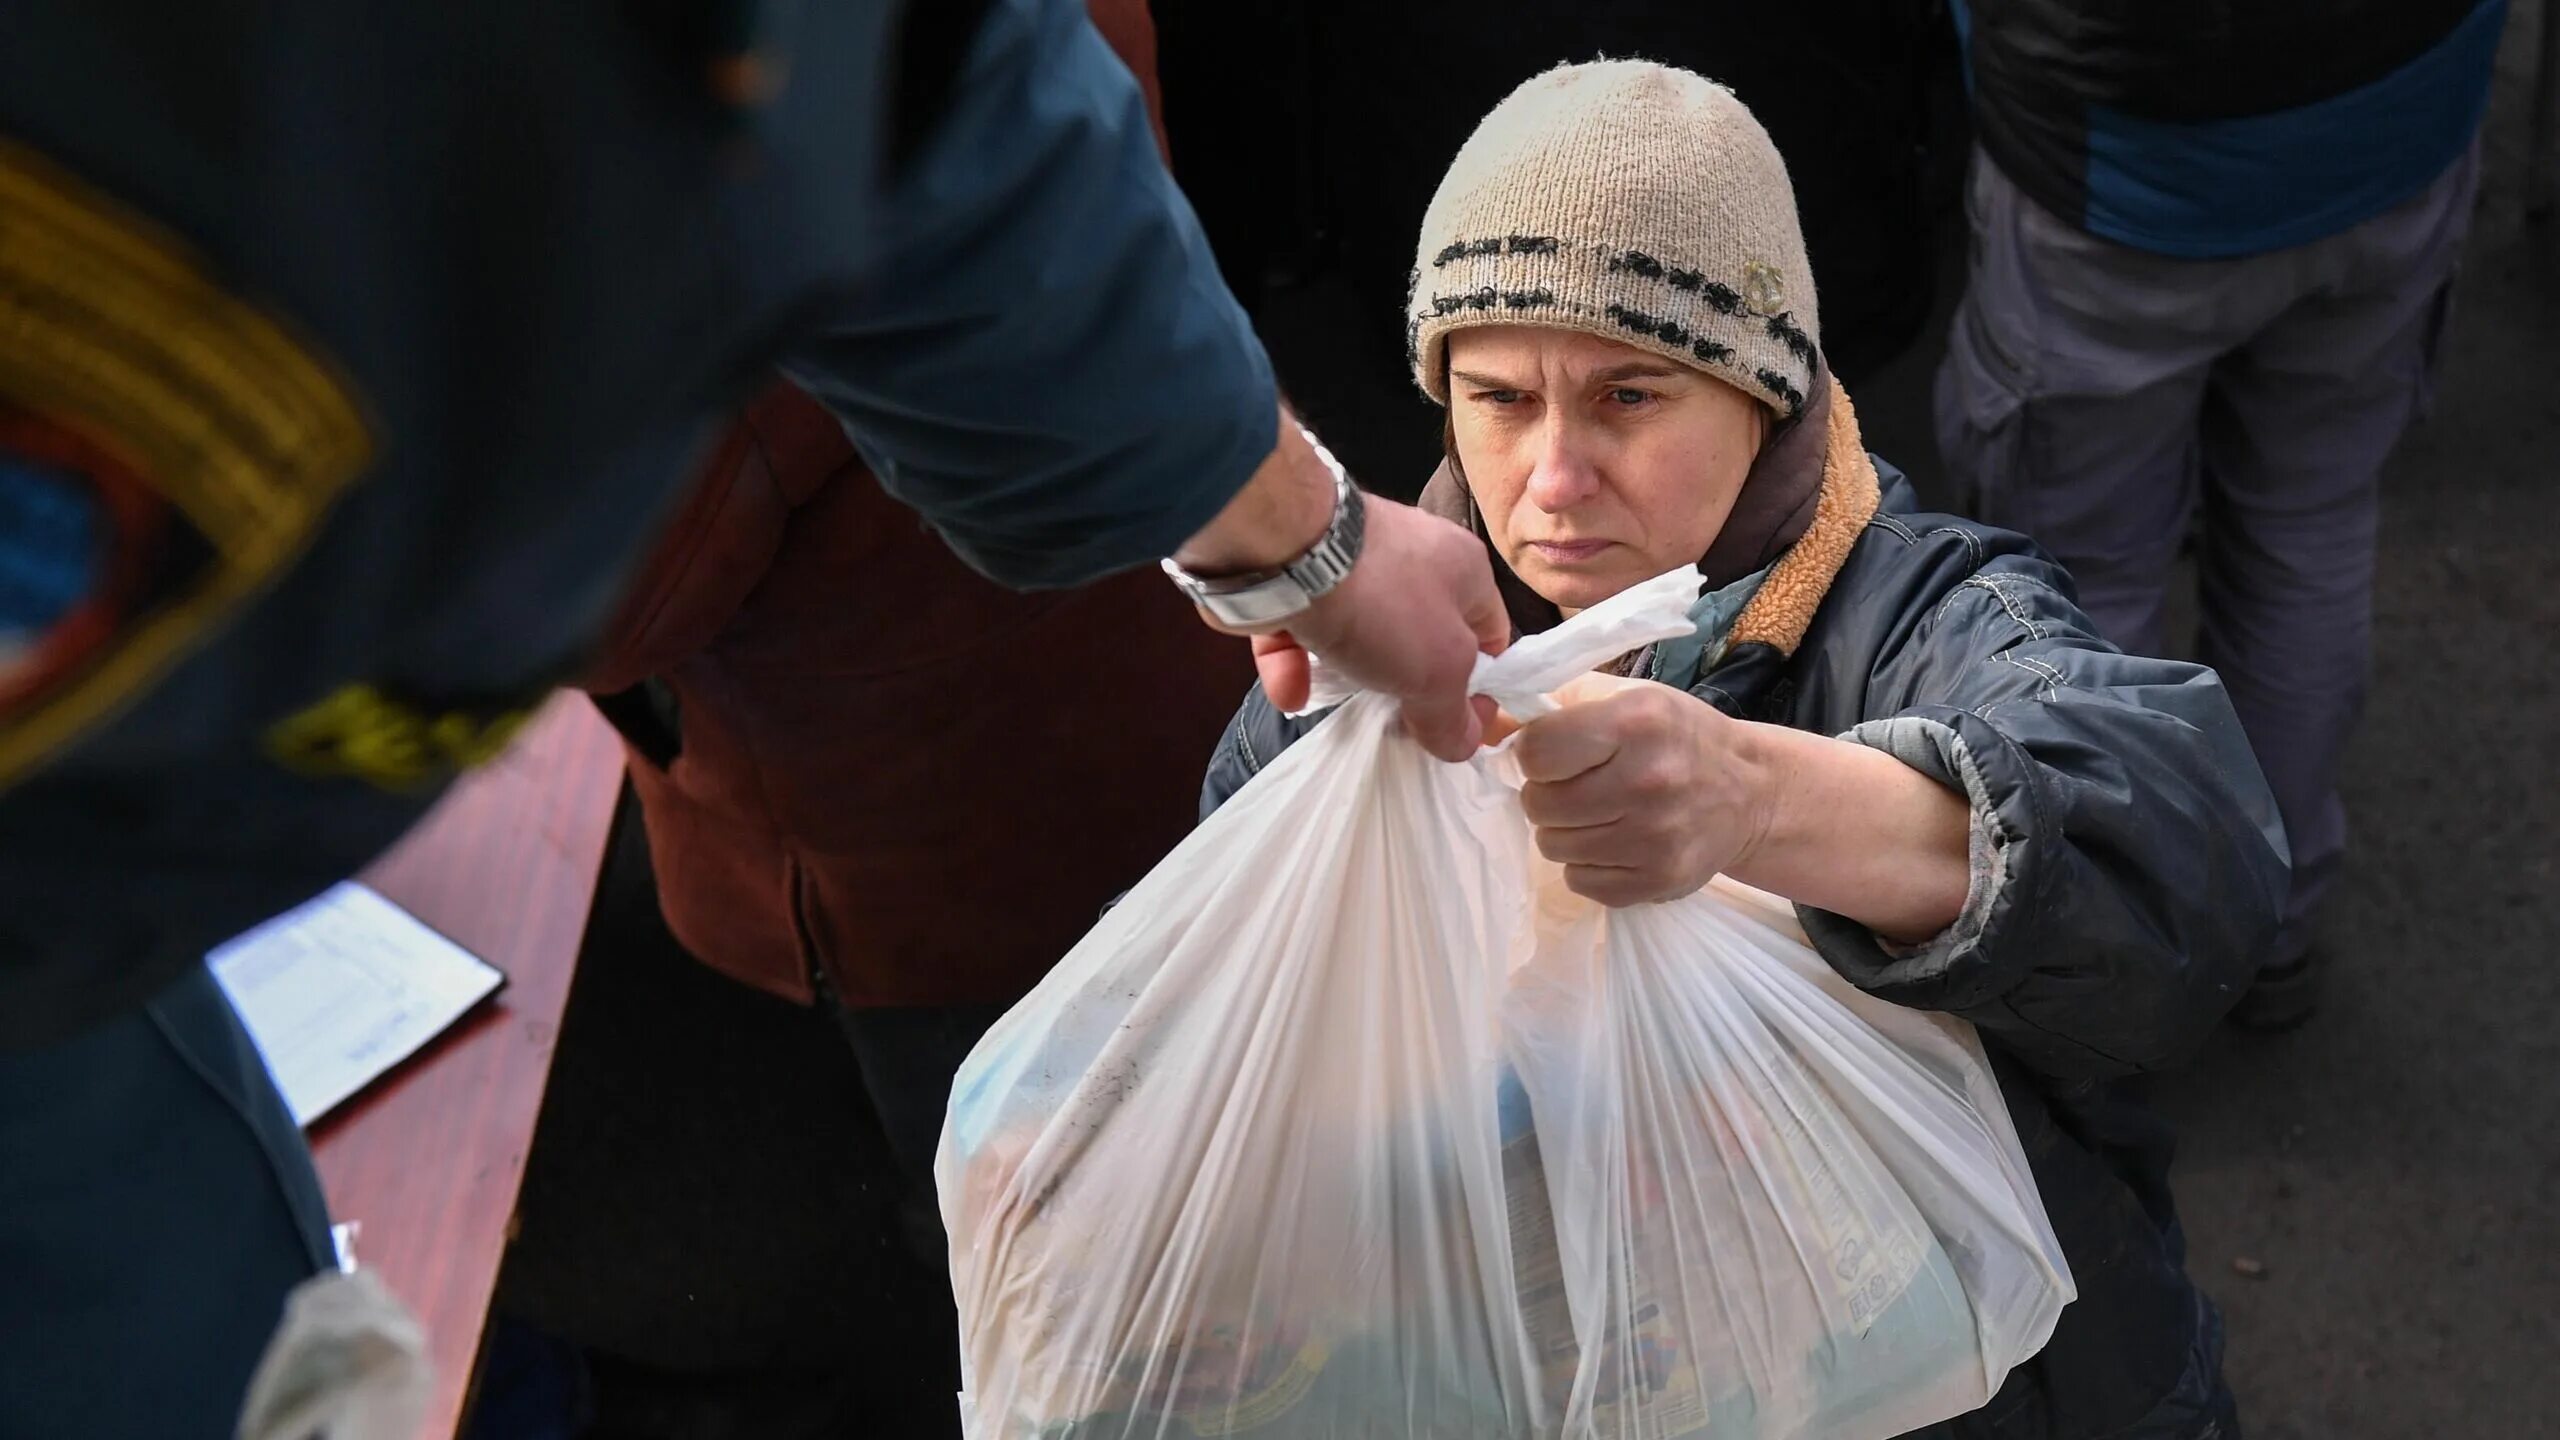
[1408,60,1820,418]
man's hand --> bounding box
[1511,673,1772,907]
[1247,498,1508,760]
[1175,410,1508,761]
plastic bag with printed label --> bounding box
[938,567,2072,1440]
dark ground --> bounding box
[492,8,2560,1437]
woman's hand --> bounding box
[1509,673,1773,908]
[1509,673,1973,941]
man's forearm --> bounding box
[1168,405,1336,578]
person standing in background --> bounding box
[578,0,1237,1268]
[1936,0,2504,1030]
[565,382,1255,1438]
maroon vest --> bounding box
[585,381,1252,1007]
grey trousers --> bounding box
[1936,144,2478,966]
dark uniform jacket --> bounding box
[0,0,1274,1048]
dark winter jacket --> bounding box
[1955,0,2502,257]
[1200,378,2288,1439]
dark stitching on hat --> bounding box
[1419,282,1781,406]
[1427,287,1556,317]
[1757,367,1806,416]
[1609,250,1666,281]
[1605,303,1747,368]
[1607,251,1748,315]
[1604,302,1696,350]
[1767,314,1816,365]
[1431,234,1559,267]
[1603,304,1747,373]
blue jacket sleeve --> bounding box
[778,0,1277,590]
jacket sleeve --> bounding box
[1198,683,1325,822]
[777,0,1276,592]
[1797,556,2290,1082]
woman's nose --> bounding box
[1522,420,1599,514]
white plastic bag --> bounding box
[939,567,2071,1440]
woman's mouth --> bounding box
[1528,539,1613,563]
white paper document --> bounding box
[211,882,505,1127]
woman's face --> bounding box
[1448,326,1768,613]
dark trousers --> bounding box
[1937,143,2478,966]
[0,963,332,1439]
[827,1000,1009,1270]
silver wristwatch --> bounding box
[1161,429,1367,629]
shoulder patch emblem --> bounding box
[0,139,371,788]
